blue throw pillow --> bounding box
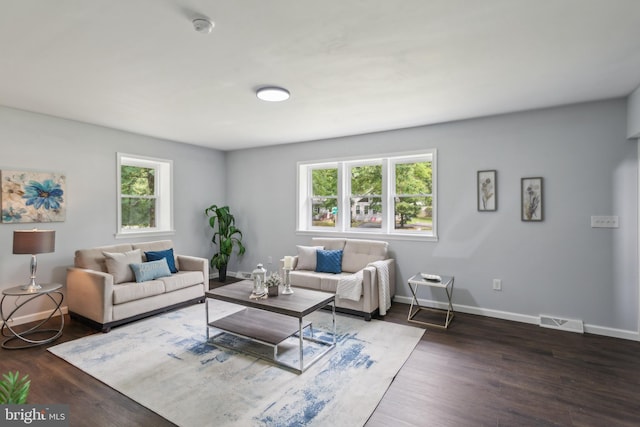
[145,248,178,273]
[315,249,343,274]
[130,259,172,283]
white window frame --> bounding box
[297,150,437,241]
[116,153,174,238]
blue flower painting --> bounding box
[1,170,66,223]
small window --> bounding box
[116,153,174,237]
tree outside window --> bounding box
[311,167,338,228]
[121,165,156,229]
[394,161,432,231]
[117,153,173,237]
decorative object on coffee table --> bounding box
[265,273,282,297]
[251,263,267,297]
[204,204,246,282]
[282,267,294,295]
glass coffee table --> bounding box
[205,280,336,374]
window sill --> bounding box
[296,229,438,242]
[115,229,176,239]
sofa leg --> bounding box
[364,313,372,321]
[101,326,111,333]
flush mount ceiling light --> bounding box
[256,87,290,102]
[192,18,214,34]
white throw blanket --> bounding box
[336,260,391,316]
[335,270,364,302]
[370,260,391,316]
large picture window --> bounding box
[298,150,436,240]
[117,153,174,237]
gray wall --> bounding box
[227,99,638,335]
[0,106,226,314]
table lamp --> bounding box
[13,229,56,292]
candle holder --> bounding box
[282,267,294,294]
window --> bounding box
[117,153,174,237]
[310,166,338,229]
[298,150,436,240]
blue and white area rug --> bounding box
[49,301,424,427]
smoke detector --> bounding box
[193,18,214,34]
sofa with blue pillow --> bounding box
[66,240,208,332]
[281,238,395,321]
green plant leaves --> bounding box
[0,371,30,404]
[205,204,246,269]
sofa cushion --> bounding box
[160,271,204,293]
[112,280,166,304]
[75,244,134,272]
[316,249,343,274]
[289,270,322,289]
[103,249,142,284]
[290,270,353,294]
[130,259,172,283]
[133,240,180,270]
[145,248,178,273]
[341,239,388,273]
[296,245,323,270]
[311,238,346,251]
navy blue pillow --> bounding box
[145,248,178,273]
[315,249,343,274]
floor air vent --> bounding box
[236,271,252,279]
[539,315,584,334]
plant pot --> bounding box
[217,264,227,282]
[268,286,278,297]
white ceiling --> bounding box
[1,1,640,151]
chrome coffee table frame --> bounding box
[206,281,336,374]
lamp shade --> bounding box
[13,230,56,254]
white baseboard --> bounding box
[393,295,640,341]
[1,306,68,328]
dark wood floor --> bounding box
[2,281,639,426]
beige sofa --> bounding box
[67,240,208,332]
[281,238,395,321]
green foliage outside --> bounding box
[394,162,432,229]
[0,371,30,404]
[121,166,156,228]
[311,162,433,230]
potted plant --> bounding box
[205,204,246,282]
[0,371,30,404]
[265,273,282,297]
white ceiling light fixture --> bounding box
[192,18,214,34]
[256,87,290,102]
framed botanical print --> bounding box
[521,177,543,221]
[477,170,497,212]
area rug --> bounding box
[49,301,424,426]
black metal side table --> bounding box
[1,283,64,349]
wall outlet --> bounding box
[493,279,502,291]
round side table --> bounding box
[1,283,64,349]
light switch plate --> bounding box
[591,216,619,228]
